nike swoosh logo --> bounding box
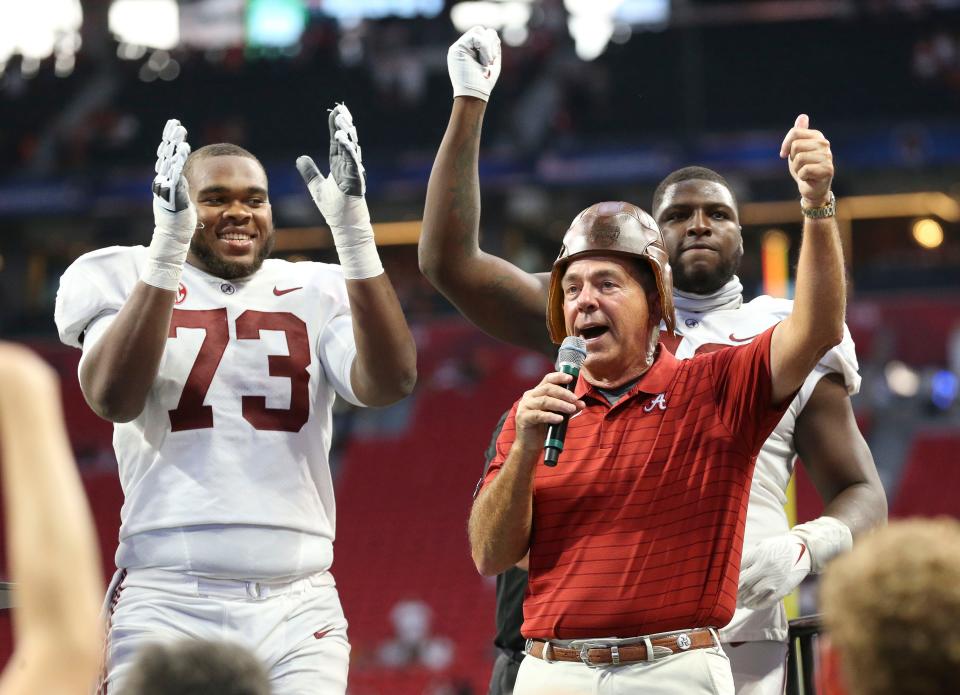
[795,544,807,566]
[728,332,761,343]
[274,286,303,296]
[313,629,330,640]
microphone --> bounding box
[543,336,587,467]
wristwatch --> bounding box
[801,191,836,219]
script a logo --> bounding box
[643,393,667,413]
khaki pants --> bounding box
[725,641,789,695]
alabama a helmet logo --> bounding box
[644,393,667,412]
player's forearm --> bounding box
[420,96,487,283]
[821,479,888,537]
[80,281,175,422]
[0,347,102,661]
[792,215,846,353]
[420,99,554,353]
[468,445,537,576]
[817,433,888,536]
[347,275,417,406]
[772,217,845,402]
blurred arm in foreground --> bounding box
[0,344,103,695]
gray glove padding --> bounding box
[296,104,365,198]
[152,119,192,213]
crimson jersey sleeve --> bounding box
[709,324,793,453]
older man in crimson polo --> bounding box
[468,118,845,695]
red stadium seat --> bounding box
[891,431,960,518]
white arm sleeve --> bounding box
[795,322,861,413]
[314,265,363,407]
[55,246,142,348]
[76,313,117,375]
[318,312,361,407]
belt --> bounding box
[525,627,717,667]
[124,568,334,600]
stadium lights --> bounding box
[565,0,624,60]
[247,0,307,49]
[885,360,920,398]
[761,229,790,298]
[450,2,534,47]
[138,49,181,82]
[930,370,959,411]
[109,0,179,51]
[322,0,443,23]
[0,0,82,78]
[912,218,944,249]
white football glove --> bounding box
[792,515,853,573]
[296,104,382,280]
[447,26,502,101]
[737,516,853,609]
[737,532,811,609]
[143,119,196,291]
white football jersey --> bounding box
[55,246,364,581]
[667,295,860,643]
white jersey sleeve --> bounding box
[55,246,144,348]
[804,322,860,397]
[312,264,362,408]
[746,296,860,412]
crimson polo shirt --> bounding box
[479,326,792,640]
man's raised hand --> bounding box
[296,104,382,280]
[152,119,193,216]
[296,103,366,202]
[780,114,834,208]
[143,118,196,291]
[447,26,502,102]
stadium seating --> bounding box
[891,431,960,518]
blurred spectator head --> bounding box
[122,639,271,695]
[819,518,960,695]
[391,598,432,643]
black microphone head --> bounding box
[557,336,587,370]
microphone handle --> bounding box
[543,363,579,467]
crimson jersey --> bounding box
[481,327,791,640]
[55,246,362,581]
